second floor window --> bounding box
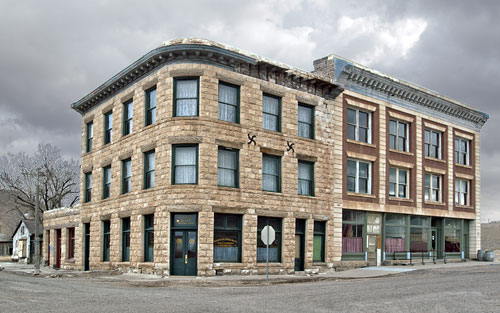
[174,78,199,117]
[102,166,111,199]
[84,172,92,203]
[173,145,198,185]
[455,138,470,166]
[298,104,314,139]
[262,154,281,192]
[389,119,409,152]
[145,86,157,126]
[347,159,371,194]
[347,108,370,143]
[218,82,239,123]
[144,150,155,189]
[389,167,408,199]
[218,148,238,188]
[104,111,113,145]
[262,94,281,132]
[455,179,470,206]
[123,100,133,136]
[298,160,314,196]
[122,158,131,194]
[425,173,441,202]
[86,121,93,152]
[424,129,442,159]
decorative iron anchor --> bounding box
[287,141,295,152]
[247,133,256,145]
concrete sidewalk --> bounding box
[1,260,499,287]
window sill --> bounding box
[256,262,282,267]
[298,136,316,142]
[102,143,112,148]
[388,197,413,203]
[424,201,446,206]
[217,119,241,127]
[115,262,131,266]
[425,156,446,163]
[312,262,326,265]
[217,186,240,191]
[262,190,282,196]
[65,258,75,264]
[455,205,473,210]
[347,192,376,199]
[121,133,133,140]
[213,262,243,267]
[455,163,473,169]
[346,139,376,148]
[298,194,316,198]
[389,149,414,156]
[260,128,283,136]
[143,123,157,131]
[172,116,199,120]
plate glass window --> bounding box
[123,100,133,136]
[455,179,469,206]
[389,119,409,152]
[424,129,441,159]
[86,121,93,152]
[384,214,406,253]
[145,86,157,126]
[144,150,155,189]
[103,220,110,262]
[313,221,326,262]
[347,159,371,194]
[213,214,242,262]
[262,94,281,132]
[257,216,282,262]
[342,210,364,253]
[102,165,111,199]
[218,148,238,188]
[122,217,130,262]
[144,214,154,262]
[298,104,314,139]
[389,167,408,199]
[104,111,113,144]
[347,108,371,143]
[425,173,441,202]
[298,160,314,196]
[218,82,239,123]
[173,145,198,184]
[122,158,131,194]
[262,154,281,192]
[174,78,199,117]
[84,172,92,203]
[454,138,470,165]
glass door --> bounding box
[172,230,197,276]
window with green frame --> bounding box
[342,210,364,254]
[262,154,281,192]
[213,214,242,262]
[145,86,157,126]
[103,220,110,262]
[257,216,282,262]
[410,216,430,252]
[298,103,314,139]
[86,121,93,153]
[313,221,326,262]
[172,145,198,185]
[143,150,155,189]
[174,77,199,117]
[218,82,239,123]
[298,160,314,196]
[84,172,92,203]
[444,218,461,253]
[104,111,113,145]
[123,99,133,136]
[384,214,406,253]
[102,165,111,199]
[122,217,130,262]
[144,214,154,262]
[122,158,131,194]
[218,147,238,188]
[262,94,281,132]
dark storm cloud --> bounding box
[0,0,497,220]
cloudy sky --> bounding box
[0,0,498,221]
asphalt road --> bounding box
[1,265,500,313]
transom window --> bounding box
[143,150,155,189]
[145,86,157,126]
[262,94,281,132]
[389,167,408,199]
[122,158,131,194]
[218,82,239,123]
[218,147,238,188]
[425,173,442,202]
[347,159,371,194]
[424,129,442,159]
[173,145,198,185]
[102,165,111,199]
[214,214,242,262]
[455,179,470,206]
[298,160,314,196]
[347,108,371,143]
[174,77,199,117]
[84,172,92,203]
[454,137,470,166]
[298,103,314,139]
[123,99,133,136]
[389,119,409,152]
[104,111,113,145]
[86,121,93,153]
[262,154,281,192]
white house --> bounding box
[11,220,36,263]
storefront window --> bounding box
[342,210,364,253]
[410,216,430,252]
[214,214,242,262]
[445,218,461,252]
[257,217,282,262]
[385,214,406,253]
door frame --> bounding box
[55,229,61,269]
[294,219,306,271]
[84,223,90,271]
[170,213,198,276]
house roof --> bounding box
[12,219,38,238]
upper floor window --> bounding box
[102,165,111,199]
[218,147,238,188]
[122,158,131,194]
[298,160,314,196]
[455,137,470,166]
[84,172,92,203]
[173,145,198,185]
[389,167,408,199]
[298,103,314,139]
[425,173,441,202]
[455,179,470,206]
[262,94,281,132]
[86,121,93,153]
[389,119,409,152]
[347,108,371,143]
[174,77,199,117]
[347,159,371,194]
[104,111,113,145]
[145,86,157,126]
[218,82,239,123]
[143,150,155,189]
[123,99,133,136]
[262,154,281,192]
[424,129,442,159]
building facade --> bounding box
[43,38,488,275]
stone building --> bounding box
[43,38,488,275]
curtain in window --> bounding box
[218,150,236,187]
[313,235,324,261]
[385,238,405,253]
[146,152,155,187]
[176,80,197,116]
[218,84,237,122]
[298,105,312,138]
[298,162,312,195]
[342,237,363,253]
[263,96,279,131]
[175,147,196,184]
[263,157,278,191]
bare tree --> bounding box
[0,143,80,215]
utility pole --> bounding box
[34,169,41,275]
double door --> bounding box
[171,213,198,276]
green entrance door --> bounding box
[171,213,198,276]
